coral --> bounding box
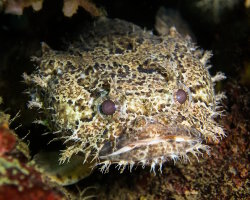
[2,0,43,15]
[63,0,106,17]
[0,101,66,200]
[0,0,105,17]
[245,0,250,8]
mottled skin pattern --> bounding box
[24,17,226,174]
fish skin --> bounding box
[24,16,226,175]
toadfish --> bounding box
[24,9,226,183]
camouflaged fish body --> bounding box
[24,17,226,173]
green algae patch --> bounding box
[0,157,29,187]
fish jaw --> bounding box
[98,122,210,173]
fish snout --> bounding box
[99,122,208,167]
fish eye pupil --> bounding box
[101,99,116,115]
[176,89,187,104]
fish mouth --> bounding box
[99,123,208,165]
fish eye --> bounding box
[175,89,187,104]
[101,99,116,115]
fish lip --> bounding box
[99,122,203,160]
[99,137,167,159]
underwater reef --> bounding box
[0,99,67,200]
[0,0,249,199]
